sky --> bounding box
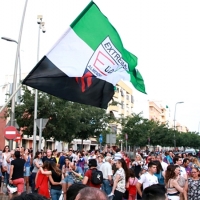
[0,0,200,132]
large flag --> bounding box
[23,1,146,109]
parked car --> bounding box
[185,148,196,156]
[174,151,184,156]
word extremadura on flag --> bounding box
[23,1,146,109]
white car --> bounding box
[185,148,196,156]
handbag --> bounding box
[59,191,64,200]
[177,175,186,187]
[7,184,17,194]
[71,172,82,184]
[1,165,7,172]
[34,174,45,193]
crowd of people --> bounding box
[0,145,200,200]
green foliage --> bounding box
[119,113,200,149]
[13,86,114,143]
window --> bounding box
[131,95,134,103]
[121,101,124,109]
[120,89,124,96]
[22,139,26,148]
[126,94,129,100]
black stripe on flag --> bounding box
[22,56,114,109]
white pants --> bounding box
[167,195,180,200]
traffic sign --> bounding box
[4,126,18,140]
[99,134,103,143]
[14,134,22,143]
[106,134,116,144]
[125,133,128,140]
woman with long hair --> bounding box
[165,165,184,200]
[62,157,71,176]
[126,168,138,200]
[61,156,71,197]
[192,157,200,168]
[31,151,43,192]
[2,145,10,186]
[0,150,3,194]
[187,166,200,199]
[109,158,129,200]
[76,152,85,172]
[132,154,143,178]
[35,161,51,199]
[153,160,164,185]
[97,154,104,170]
[23,148,31,193]
[39,161,63,200]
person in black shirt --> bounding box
[39,161,63,200]
[9,151,25,198]
[42,149,56,163]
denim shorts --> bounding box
[24,167,31,177]
[62,175,74,184]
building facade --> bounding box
[148,100,189,133]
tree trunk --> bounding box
[81,139,83,151]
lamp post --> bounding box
[1,37,22,94]
[33,15,46,157]
[173,101,184,149]
[198,122,200,134]
[119,140,123,151]
[1,0,28,149]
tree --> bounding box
[119,113,200,149]
[12,86,114,144]
[120,113,149,147]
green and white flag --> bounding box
[23,1,146,109]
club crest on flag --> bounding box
[87,36,128,77]
[76,37,129,92]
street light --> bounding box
[1,0,28,149]
[1,37,22,90]
[33,15,46,157]
[198,122,200,134]
[173,101,184,149]
[119,139,123,151]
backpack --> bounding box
[91,168,103,185]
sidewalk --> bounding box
[1,184,9,200]
[0,194,9,200]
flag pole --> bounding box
[33,16,46,157]
[9,0,28,149]
[0,84,22,113]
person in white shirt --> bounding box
[87,151,96,160]
[173,156,187,179]
[99,156,113,195]
[173,156,188,200]
[156,154,168,171]
[136,161,158,197]
[114,148,122,161]
[68,150,77,163]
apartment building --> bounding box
[148,101,189,132]
[107,80,134,134]
[149,101,167,123]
